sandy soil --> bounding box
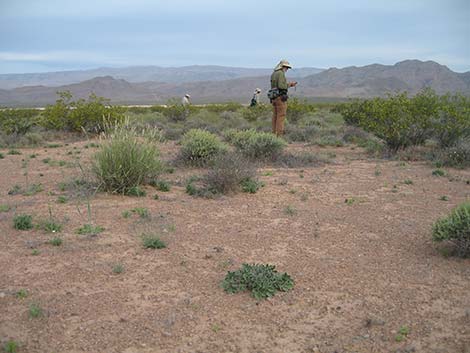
[1,139,469,353]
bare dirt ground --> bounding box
[1,139,469,353]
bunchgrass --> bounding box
[48,237,63,246]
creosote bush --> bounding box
[222,263,294,300]
[179,129,227,165]
[432,202,470,257]
[92,122,162,194]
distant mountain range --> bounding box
[0,65,323,89]
[0,60,468,107]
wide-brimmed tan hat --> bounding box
[274,59,292,71]
[255,88,261,93]
[185,94,191,98]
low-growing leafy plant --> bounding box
[395,325,410,342]
[432,202,470,257]
[240,177,264,194]
[8,185,22,195]
[439,195,449,201]
[8,149,21,155]
[432,168,446,177]
[42,220,62,233]
[56,195,68,204]
[29,303,43,318]
[126,186,147,197]
[112,263,124,274]
[16,289,28,299]
[142,234,166,249]
[0,204,10,212]
[13,214,33,230]
[77,224,104,235]
[403,179,413,185]
[48,237,63,246]
[3,340,19,353]
[284,205,297,215]
[222,263,294,300]
[131,207,149,218]
[151,180,171,192]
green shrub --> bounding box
[151,180,171,192]
[286,98,316,123]
[126,186,147,197]
[13,214,33,230]
[92,122,162,194]
[230,129,286,160]
[433,93,470,147]
[435,139,470,168]
[222,263,294,300]
[28,303,43,318]
[0,109,39,135]
[179,129,227,165]
[142,234,166,249]
[432,202,470,257]
[41,91,125,132]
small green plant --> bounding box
[56,195,68,204]
[142,234,166,249]
[395,325,410,342]
[263,171,273,176]
[31,249,40,256]
[16,289,28,299]
[13,214,33,230]
[345,197,357,205]
[77,224,104,235]
[48,237,63,246]
[28,303,43,318]
[432,168,446,177]
[42,157,51,164]
[0,153,4,159]
[29,153,37,158]
[403,179,413,185]
[284,205,297,216]
[0,204,10,212]
[8,149,21,155]
[3,340,19,353]
[211,323,221,333]
[126,186,146,197]
[222,263,294,300]
[432,202,470,257]
[45,143,62,148]
[131,207,149,218]
[439,195,449,201]
[8,185,22,195]
[24,183,43,196]
[122,210,131,218]
[112,263,124,274]
[151,180,171,192]
[240,178,263,194]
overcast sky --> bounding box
[0,0,469,74]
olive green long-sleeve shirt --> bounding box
[270,69,288,90]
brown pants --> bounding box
[272,97,287,136]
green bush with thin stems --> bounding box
[142,234,166,249]
[179,129,228,165]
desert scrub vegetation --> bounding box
[222,263,294,300]
[337,89,470,155]
[179,129,227,165]
[142,234,166,249]
[92,122,162,194]
[41,91,124,132]
[432,202,470,257]
[227,129,286,160]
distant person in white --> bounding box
[182,94,191,106]
[250,88,261,107]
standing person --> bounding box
[250,88,262,107]
[269,60,297,136]
[182,93,191,106]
